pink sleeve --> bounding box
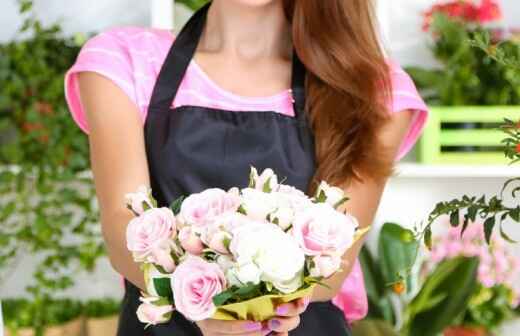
[387,60,430,161]
[64,27,142,134]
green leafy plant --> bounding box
[83,298,121,318]
[0,1,102,334]
[402,257,480,336]
[354,223,480,336]
[406,12,520,106]
[464,284,518,331]
[3,298,83,332]
[360,223,419,325]
[418,40,520,249]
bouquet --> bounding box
[124,167,367,327]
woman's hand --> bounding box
[196,297,310,336]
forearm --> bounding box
[101,208,146,291]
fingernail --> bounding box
[245,321,262,331]
[276,304,289,315]
[269,319,281,330]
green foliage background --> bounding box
[406,14,520,106]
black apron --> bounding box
[117,3,351,335]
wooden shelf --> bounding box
[395,163,520,178]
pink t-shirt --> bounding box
[64,26,429,321]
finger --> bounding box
[266,316,300,333]
[274,297,310,317]
[197,319,263,334]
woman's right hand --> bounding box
[196,297,309,335]
[196,319,267,335]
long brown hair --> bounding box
[282,0,394,193]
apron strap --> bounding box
[148,2,307,121]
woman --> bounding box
[64,0,428,335]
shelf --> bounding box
[395,163,520,178]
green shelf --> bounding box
[418,106,520,165]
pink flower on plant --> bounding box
[126,207,177,272]
[179,188,241,228]
[171,256,227,321]
[429,220,520,292]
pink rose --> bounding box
[125,185,154,215]
[178,226,204,255]
[310,255,342,278]
[126,207,177,272]
[179,188,241,228]
[136,296,174,325]
[292,203,358,256]
[171,256,226,321]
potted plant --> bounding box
[3,298,84,336]
[427,222,520,335]
[406,0,520,164]
[3,299,35,336]
[351,222,480,336]
[83,298,121,336]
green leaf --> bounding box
[169,196,185,215]
[315,190,327,203]
[153,278,173,298]
[404,257,479,336]
[424,226,432,250]
[333,197,349,209]
[212,290,234,307]
[449,210,460,227]
[378,223,419,289]
[483,216,495,244]
[509,206,520,222]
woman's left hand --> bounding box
[263,296,311,336]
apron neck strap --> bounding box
[149,2,307,120]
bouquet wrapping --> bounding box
[124,167,367,326]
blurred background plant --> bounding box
[0,0,105,334]
[406,0,520,106]
[353,222,481,336]
[353,220,520,336]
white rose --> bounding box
[316,181,346,208]
[250,167,278,192]
[269,206,295,231]
[272,271,304,294]
[240,188,278,221]
[230,223,305,292]
[227,262,262,286]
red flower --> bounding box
[422,0,502,32]
[515,143,520,154]
[477,0,502,23]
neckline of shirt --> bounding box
[159,27,293,105]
